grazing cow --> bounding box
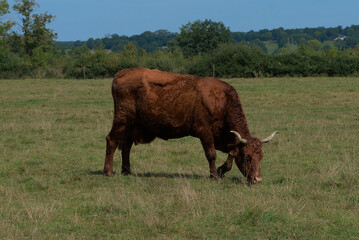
[104,67,279,183]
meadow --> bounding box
[0,76,358,239]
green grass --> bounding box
[1,77,359,239]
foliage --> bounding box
[0,45,31,78]
[3,39,359,79]
[142,48,187,73]
[176,19,232,57]
[187,43,268,78]
[12,0,56,55]
[212,43,268,77]
[57,30,177,53]
[231,25,359,48]
[58,25,359,55]
[0,0,14,41]
[2,1,359,79]
[52,23,359,79]
[0,0,59,78]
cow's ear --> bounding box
[229,148,239,157]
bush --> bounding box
[0,46,32,78]
[186,54,213,77]
[2,41,359,79]
[211,43,268,77]
[143,50,182,72]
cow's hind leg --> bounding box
[121,139,133,175]
[103,124,126,176]
[104,134,118,176]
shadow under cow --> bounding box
[89,169,245,184]
[134,172,203,179]
[88,169,203,179]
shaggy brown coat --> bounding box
[104,67,278,183]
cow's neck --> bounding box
[235,112,251,138]
[228,102,251,139]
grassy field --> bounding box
[1,76,359,239]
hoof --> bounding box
[121,171,132,176]
[217,167,225,179]
[209,173,220,180]
[121,167,132,176]
[104,170,114,177]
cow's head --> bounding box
[231,131,279,184]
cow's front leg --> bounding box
[199,134,218,179]
[217,154,234,178]
[121,139,133,175]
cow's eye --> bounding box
[245,156,251,162]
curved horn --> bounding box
[230,131,248,144]
[261,131,280,143]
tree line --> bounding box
[1,0,359,79]
[58,24,359,54]
[232,25,359,49]
[57,30,177,53]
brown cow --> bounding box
[103,67,279,184]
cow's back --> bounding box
[111,68,200,138]
[137,68,201,138]
[111,68,235,140]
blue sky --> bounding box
[6,0,359,41]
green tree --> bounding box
[117,43,140,69]
[13,0,57,55]
[176,19,231,57]
[122,43,138,57]
[272,27,287,47]
[0,0,14,42]
[306,39,322,51]
[68,45,91,79]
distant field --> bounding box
[264,41,279,54]
[1,77,358,239]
